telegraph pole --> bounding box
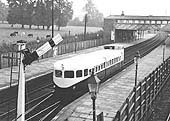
[84,14,87,41]
[52,0,54,37]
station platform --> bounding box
[0,34,156,90]
[51,37,170,121]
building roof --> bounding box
[105,15,170,21]
[115,24,161,30]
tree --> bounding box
[0,1,8,23]
[7,0,73,29]
[68,17,83,26]
[83,0,103,27]
[7,0,28,28]
[44,0,52,29]
[32,0,45,29]
[23,1,35,29]
[54,0,73,31]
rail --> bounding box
[113,56,170,121]
[166,113,170,121]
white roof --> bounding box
[54,49,122,70]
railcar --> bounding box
[53,45,124,92]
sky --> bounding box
[69,0,170,19]
[1,0,170,19]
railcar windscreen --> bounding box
[64,71,74,78]
[55,70,62,77]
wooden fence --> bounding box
[0,39,110,69]
[113,56,170,121]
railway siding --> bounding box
[52,37,170,121]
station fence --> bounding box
[112,56,170,121]
[0,38,110,69]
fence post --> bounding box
[155,68,158,95]
[158,66,161,90]
[168,57,170,73]
[8,53,10,67]
[144,77,147,113]
[126,98,129,120]
[148,74,151,105]
[160,64,163,84]
[113,111,120,121]
[139,82,142,119]
[152,71,155,98]
[0,53,1,69]
[133,87,136,121]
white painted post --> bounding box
[16,40,26,121]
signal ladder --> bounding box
[2,50,21,120]
[3,51,21,87]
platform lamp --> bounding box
[84,13,88,41]
[36,37,40,62]
[88,70,101,121]
[162,42,166,62]
[134,51,140,87]
[36,37,40,47]
[75,34,78,53]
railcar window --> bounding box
[101,64,103,69]
[76,70,82,77]
[119,56,121,61]
[89,69,92,74]
[64,71,74,78]
[114,58,117,63]
[104,62,106,68]
[98,66,100,71]
[95,67,98,72]
[112,59,114,64]
[109,60,111,65]
[55,70,62,77]
[116,57,119,62]
[84,69,88,76]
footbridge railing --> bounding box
[113,56,170,121]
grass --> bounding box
[0,23,102,45]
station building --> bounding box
[104,12,170,43]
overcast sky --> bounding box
[2,0,170,19]
[70,0,170,19]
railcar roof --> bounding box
[54,49,122,70]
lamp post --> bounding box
[162,42,166,62]
[97,33,99,39]
[134,51,140,87]
[36,36,40,47]
[88,70,101,121]
[75,34,78,53]
[84,14,88,41]
[36,37,40,62]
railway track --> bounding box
[0,32,168,121]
